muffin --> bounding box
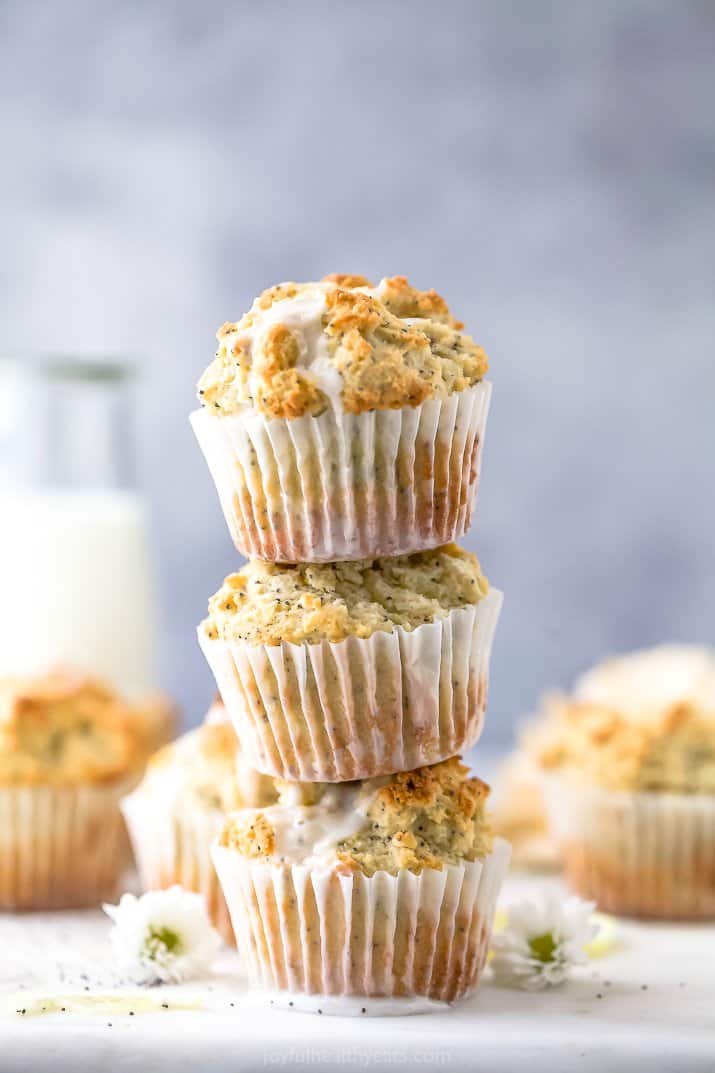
[536,644,715,919]
[0,671,174,909]
[190,274,491,562]
[490,748,559,871]
[212,757,510,1005]
[198,545,502,781]
[121,698,277,943]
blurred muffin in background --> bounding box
[536,644,715,919]
[213,756,510,1003]
[490,744,559,871]
[191,274,491,562]
[0,670,173,909]
[122,697,277,943]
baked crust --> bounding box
[337,758,492,875]
[202,544,488,647]
[198,276,487,419]
[535,646,715,792]
[218,757,493,876]
[0,671,174,785]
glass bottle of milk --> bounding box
[0,357,158,698]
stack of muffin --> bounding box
[139,275,510,1007]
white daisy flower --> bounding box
[491,891,597,991]
[103,886,221,984]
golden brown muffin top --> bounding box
[142,698,277,812]
[535,645,715,793]
[0,671,174,786]
[202,544,488,647]
[197,275,488,420]
[218,757,493,876]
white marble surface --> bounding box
[1,873,712,1073]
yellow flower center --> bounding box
[529,932,557,963]
[145,926,182,957]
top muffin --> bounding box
[535,645,715,793]
[0,671,174,785]
[197,275,488,420]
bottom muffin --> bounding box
[212,757,510,1004]
[0,671,174,909]
[122,698,277,943]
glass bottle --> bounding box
[0,356,158,698]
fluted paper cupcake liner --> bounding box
[542,777,715,920]
[121,789,234,944]
[212,838,510,1005]
[199,589,502,782]
[190,382,491,562]
[0,779,136,910]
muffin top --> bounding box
[535,645,715,793]
[218,757,493,876]
[203,545,489,647]
[137,697,277,813]
[197,274,488,420]
[0,671,175,785]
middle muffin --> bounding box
[199,544,502,781]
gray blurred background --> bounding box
[1,0,713,745]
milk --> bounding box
[0,489,158,698]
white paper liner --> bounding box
[542,777,715,920]
[0,778,135,910]
[199,589,502,781]
[190,381,491,562]
[212,838,510,1005]
[121,790,234,944]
